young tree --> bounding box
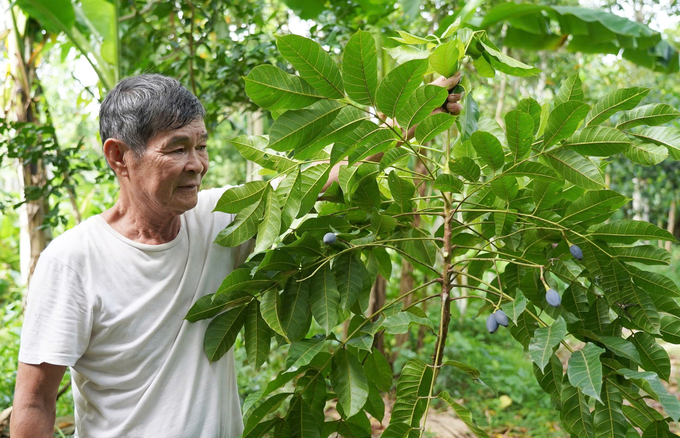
[188,22,680,438]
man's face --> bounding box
[126,118,209,215]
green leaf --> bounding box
[586,87,650,127]
[244,65,323,111]
[533,354,563,402]
[243,393,292,436]
[439,391,491,438]
[215,181,267,214]
[617,368,680,422]
[501,291,527,324]
[529,317,567,372]
[616,103,680,129]
[255,188,281,253]
[598,336,641,364]
[214,200,264,247]
[243,419,277,438]
[660,314,680,344]
[276,34,344,99]
[331,349,369,418]
[629,269,680,299]
[503,161,561,182]
[545,148,605,190]
[433,174,464,194]
[510,312,538,350]
[480,40,540,76]
[458,94,480,141]
[555,73,584,107]
[589,220,676,243]
[364,348,393,392]
[280,280,311,342]
[630,332,671,382]
[376,58,429,119]
[269,101,343,152]
[641,422,672,438]
[561,383,595,438]
[450,157,481,182]
[397,85,449,130]
[333,254,369,311]
[561,190,627,226]
[490,176,519,201]
[517,98,542,135]
[623,141,668,165]
[288,396,321,438]
[309,264,340,334]
[562,126,632,156]
[382,311,434,334]
[215,268,275,297]
[470,131,505,173]
[387,171,416,207]
[567,343,605,401]
[629,126,680,159]
[286,338,324,371]
[348,128,397,165]
[299,163,331,216]
[260,289,289,341]
[203,303,248,362]
[593,381,627,438]
[429,39,459,77]
[342,30,378,106]
[381,423,415,438]
[414,112,456,144]
[228,135,297,172]
[391,358,432,425]
[611,245,671,266]
[543,101,590,149]
[297,106,367,160]
[505,110,534,162]
[277,169,303,232]
[185,291,252,323]
[16,0,75,33]
[245,301,271,370]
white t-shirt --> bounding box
[19,187,252,438]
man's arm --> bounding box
[10,362,66,438]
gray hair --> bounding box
[99,74,206,156]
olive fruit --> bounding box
[323,232,337,245]
[493,310,509,327]
[546,288,561,307]
[486,314,499,334]
[570,244,583,261]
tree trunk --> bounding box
[394,260,414,352]
[369,275,387,355]
[8,10,48,289]
[666,198,676,252]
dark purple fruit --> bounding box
[546,288,561,307]
[486,314,499,334]
[570,244,583,261]
[494,310,509,327]
[323,232,337,245]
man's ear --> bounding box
[103,138,132,177]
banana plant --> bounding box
[15,0,119,89]
[187,22,680,438]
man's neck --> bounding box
[100,196,182,245]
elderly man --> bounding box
[11,73,462,437]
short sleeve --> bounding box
[19,255,93,367]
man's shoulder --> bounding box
[41,215,100,262]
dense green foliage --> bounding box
[184,22,680,438]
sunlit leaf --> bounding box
[343,30,378,106]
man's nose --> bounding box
[185,150,205,174]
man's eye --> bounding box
[172,149,185,154]
[198,145,208,151]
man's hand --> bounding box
[429,72,464,116]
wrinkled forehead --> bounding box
[149,118,208,147]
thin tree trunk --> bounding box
[666,198,676,252]
[369,275,387,355]
[8,10,48,289]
